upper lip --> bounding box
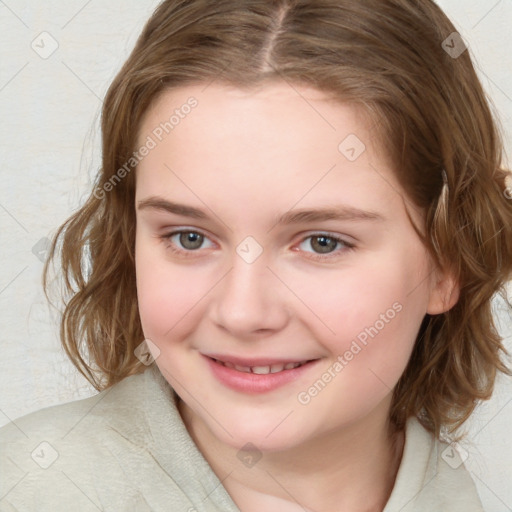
[203,353,318,367]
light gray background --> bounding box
[0,1,511,510]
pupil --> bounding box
[312,236,337,254]
[180,232,203,250]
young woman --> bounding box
[1,1,511,510]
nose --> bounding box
[209,250,291,338]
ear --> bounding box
[426,264,460,315]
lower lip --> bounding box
[203,355,321,394]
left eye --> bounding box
[298,234,353,255]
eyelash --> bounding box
[159,229,356,261]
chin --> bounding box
[207,414,312,453]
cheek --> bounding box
[290,254,429,422]
[294,246,430,382]
[135,239,213,341]
[294,252,427,333]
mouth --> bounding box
[209,357,314,375]
[203,354,322,394]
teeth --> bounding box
[252,366,271,374]
[234,365,252,372]
[216,359,307,374]
[270,364,285,373]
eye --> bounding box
[297,233,355,259]
[161,230,215,256]
[159,230,355,260]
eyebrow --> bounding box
[138,197,209,219]
[137,196,386,224]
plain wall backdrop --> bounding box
[0,0,511,510]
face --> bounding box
[134,81,455,452]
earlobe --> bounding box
[426,268,460,315]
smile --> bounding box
[204,355,321,394]
[211,358,310,374]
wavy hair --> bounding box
[44,0,512,439]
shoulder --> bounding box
[0,369,153,511]
[0,365,243,512]
[0,368,148,445]
[384,417,484,512]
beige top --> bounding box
[0,365,484,511]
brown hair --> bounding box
[44,0,512,439]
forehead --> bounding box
[139,80,373,140]
[134,81,412,227]
[137,81,384,175]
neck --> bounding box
[178,397,405,512]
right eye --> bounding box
[160,229,215,256]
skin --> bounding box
[134,81,459,512]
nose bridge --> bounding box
[210,243,288,335]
